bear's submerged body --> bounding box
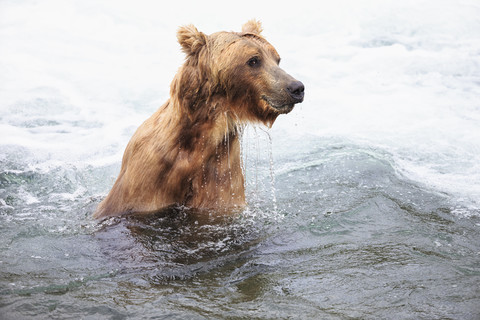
[94,20,304,219]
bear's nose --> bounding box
[287,80,305,102]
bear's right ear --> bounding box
[242,19,263,35]
[177,25,207,56]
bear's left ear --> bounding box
[177,25,207,56]
[241,19,263,35]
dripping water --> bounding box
[241,125,279,214]
[253,126,260,201]
[259,126,278,215]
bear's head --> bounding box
[174,20,304,127]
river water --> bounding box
[1,0,480,319]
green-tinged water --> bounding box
[1,140,479,319]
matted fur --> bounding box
[93,20,304,219]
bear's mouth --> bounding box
[261,96,295,114]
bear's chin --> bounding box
[273,103,295,114]
[261,96,295,114]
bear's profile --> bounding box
[93,20,304,219]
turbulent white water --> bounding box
[1,0,479,215]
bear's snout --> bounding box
[287,80,305,103]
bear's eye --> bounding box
[247,57,260,67]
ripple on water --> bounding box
[1,140,479,319]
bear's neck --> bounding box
[167,97,246,208]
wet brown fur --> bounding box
[94,20,302,219]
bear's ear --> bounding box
[241,19,263,35]
[177,25,207,56]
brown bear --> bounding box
[93,20,304,219]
